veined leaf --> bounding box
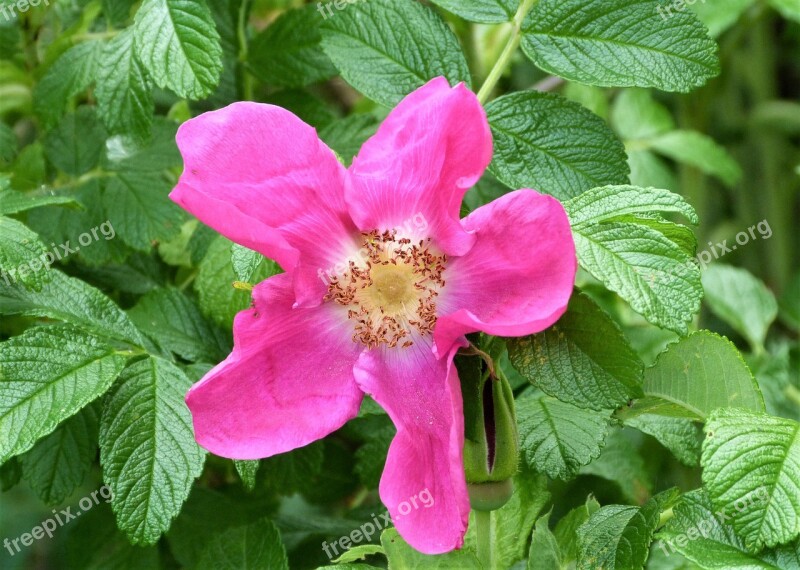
[0,326,125,464]
[320,0,471,107]
[100,356,206,545]
[195,518,289,570]
[0,216,50,291]
[521,0,719,92]
[428,0,517,23]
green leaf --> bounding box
[262,441,325,496]
[333,544,385,564]
[611,89,674,141]
[0,326,126,464]
[701,408,800,550]
[624,414,701,466]
[571,221,702,334]
[691,0,757,37]
[195,235,280,328]
[248,6,336,88]
[319,114,379,166]
[320,0,472,107]
[128,288,229,362]
[553,497,601,564]
[648,130,742,187]
[105,118,182,173]
[521,0,719,92]
[566,185,698,228]
[634,331,765,421]
[19,404,99,505]
[464,465,551,568]
[528,511,563,570]
[230,244,263,284]
[485,92,629,200]
[195,518,288,570]
[517,394,611,480]
[0,121,18,164]
[234,460,259,492]
[507,292,644,410]
[702,264,778,352]
[0,188,78,216]
[103,170,184,251]
[580,429,651,504]
[44,107,108,176]
[657,488,792,569]
[96,28,154,141]
[382,527,482,569]
[0,215,50,291]
[133,0,223,99]
[100,356,206,545]
[33,40,103,127]
[428,0,517,23]
[780,272,800,331]
[0,269,145,346]
[577,489,679,570]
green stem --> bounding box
[658,507,674,528]
[237,0,255,101]
[474,509,494,569]
[476,0,537,104]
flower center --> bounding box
[324,230,446,349]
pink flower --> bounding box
[170,77,576,554]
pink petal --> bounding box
[354,340,470,554]
[186,274,364,460]
[171,102,359,306]
[346,78,493,256]
[435,190,577,354]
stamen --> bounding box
[324,230,447,349]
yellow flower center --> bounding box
[324,230,446,349]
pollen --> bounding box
[324,230,446,349]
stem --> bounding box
[237,0,255,101]
[474,509,494,569]
[658,507,674,528]
[476,0,537,104]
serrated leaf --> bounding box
[195,518,288,570]
[0,215,50,290]
[100,356,206,545]
[702,408,800,550]
[128,287,229,362]
[0,326,125,464]
[320,0,471,107]
[657,488,792,569]
[702,264,778,352]
[0,188,78,216]
[486,92,629,200]
[507,292,644,411]
[19,404,99,505]
[554,497,602,564]
[577,489,679,570]
[573,221,702,334]
[44,107,108,176]
[33,41,103,127]
[528,511,563,570]
[648,130,742,187]
[105,118,182,173]
[625,414,701,466]
[566,185,698,228]
[517,395,611,480]
[0,269,145,346]
[103,170,184,250]
[234,460,259,492]
[428,0,517,23]
[230,244,263,284]
[634,331,765,421]
[521,0,719,92]
[248,5,336,88]
[96,28,154,141]
[133,0,223,99]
